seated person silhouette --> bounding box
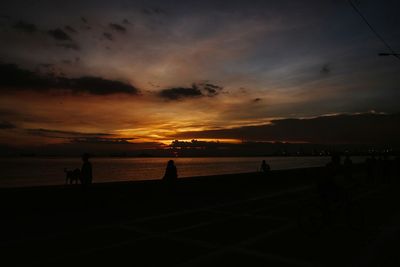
[163,160,178,188]
[260,160,271,173]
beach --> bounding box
[1,164,400,266]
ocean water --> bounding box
[0,156,365,187]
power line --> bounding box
[348,0,400,60]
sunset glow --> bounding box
[0,0,399,154]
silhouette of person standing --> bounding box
[318,154,344,218]
[260,160,271,174]
[382,154,391,184]
[344,155,353,180]
[81,153,92,189]
[366,155,376,184]
[163,160,177,190]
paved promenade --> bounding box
[1,167,399,266]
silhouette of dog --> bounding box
[64,168,81,184]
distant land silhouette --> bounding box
[0,141,397,158]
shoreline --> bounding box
[0,157,370,189]
[0,165,331,191]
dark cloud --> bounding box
[321,64,330,74]
[103,32,113,41]
[0,63,51,89]
[13,20,37,33]
[173,113,400,145]
[47,28,72,41]
[26,128,111,139]
[202,83,223,96]
[0,63,139,95]
[109,23,126,33]
[122,19,130,25]
[158,83,224,100]
[38,63,54,68]
[66,76,139,95]
[57,43,80,50]
[142,8,153,15]
[64,25,77,33]
[158,86,202,100]
[25,128,136,145]
[148,82,160,88]
[197,83,224,96]
[0,121,16,129]
[253,98,262,103]
[0,15,11,20]
[81,17,88,24]
[71,137,135,144]
[142,7,167,15]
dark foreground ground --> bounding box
[1,165,400,267]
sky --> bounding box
[0,0,399,152]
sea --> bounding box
[0,156,366,188]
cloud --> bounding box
[103,32,113,41]
[253,98,262,103]
[158,83,223,100]
[24,128,137,146]
[321,64,330,74]
[47,28,72,41]
[0,63,139,95]
[172,113,400,144]
[26,128,112,139]
[38,63,54,68]
[64,25,77,33]
[13,20,37,33]
[159,86,202,100]
[109,23,126,33]
[65,76,139,95]
[122,19,130,25]
[57,43,80,50]
[71,137,135,144]
[142,7,167,15]
[0,121,16,129]
[202,83,223,96]
[0,15,11,21]
[0,63,51,89]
